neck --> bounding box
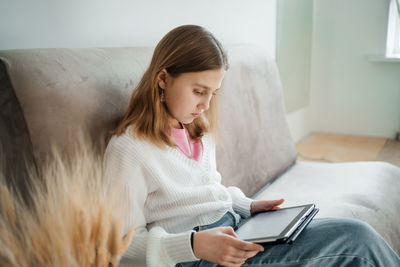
[169,119,184,129]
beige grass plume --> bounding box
[0,134,134,267]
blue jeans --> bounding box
[176,211,400,267]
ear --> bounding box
[157,69,168,90]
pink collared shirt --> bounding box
[170,125,203,162]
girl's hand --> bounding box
[250,199,284,216]
[192,227,264,267]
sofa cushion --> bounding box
[253,161,400,255]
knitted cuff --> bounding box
[232,196,253,218]
[162,229,199,263]
[227,186,253,218]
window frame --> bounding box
[386,0,400,57]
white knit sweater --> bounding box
[103,129,253,267]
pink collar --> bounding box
[170,124,203,162]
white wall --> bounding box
[0,0,277,58]
[287,0,400,143]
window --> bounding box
[386,0,400,57]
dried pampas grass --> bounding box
[0,135,134,267]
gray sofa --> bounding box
[1,45,399,255]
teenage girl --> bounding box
[104,25,400,267]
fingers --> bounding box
[220,228,264,253]
[270,199,285,210]
[207,228,264,266]
[226,255,246,265]
[219,250,257,267]
[270,198,285,206]
[252,198,285,215]
[231,248,261,259]
[225,257,246,267]
[219,227,263,252]
[262,198,285,210]
[222,247,261,266]
[229,236,264,252]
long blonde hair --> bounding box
[113,25,229,148]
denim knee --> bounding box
[333,218,378,243]
[320,218,400,266]
[320,218,377,246]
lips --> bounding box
[191,113,199,118]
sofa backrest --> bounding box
[216,46,297,196]
[0,44,296,197]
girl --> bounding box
[104,25,400,267]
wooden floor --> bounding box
[296,132,400,167]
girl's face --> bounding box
[157,68,225,129]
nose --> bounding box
[198,94,212,112]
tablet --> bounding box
[235,204,318,244]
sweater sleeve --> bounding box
[104,135,199,266]
[226,186,253,219]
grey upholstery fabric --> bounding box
[217,46,297,196]
[0,59,37,203]
[0,47,154,166]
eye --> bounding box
[193,89,205,96]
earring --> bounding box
[160,89,166,102]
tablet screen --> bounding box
[236,206,305,241]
